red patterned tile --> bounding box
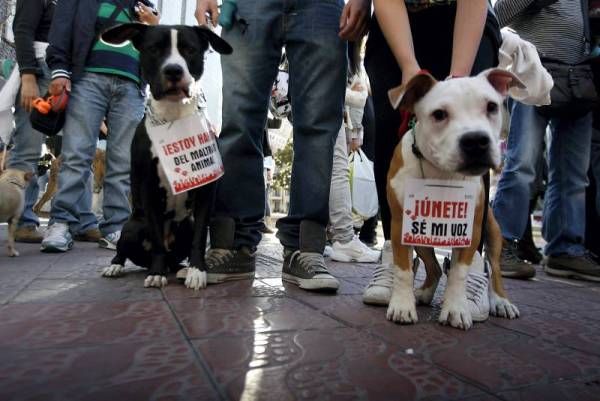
[0,301,181,349]
[0,341,219,401]
[170,296,342,338]
[162,279,284,299]
[193,328,485,401]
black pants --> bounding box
[364,5,499,249]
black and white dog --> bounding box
[100,24,232,290]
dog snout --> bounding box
[163,64,184,82]
[460,132,490,154]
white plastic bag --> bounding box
[349,149,378,219]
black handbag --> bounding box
[537,61,598,119]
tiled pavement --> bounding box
[1,229,600,401]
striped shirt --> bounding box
[494,0,588,64]
[85,1,140,83]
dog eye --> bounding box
[180,46,197,56]
[487,102,499,114]
[432,109,448,122]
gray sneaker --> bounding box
[41,223,73,253]
[282,249,339,291]
[99,231,121,250]
[545,253,600,282]
[205,247,256,283]
[500,240,536,279]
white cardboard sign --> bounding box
[146,113,224,195]
[401,178,478,248]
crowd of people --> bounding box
[1,0,599,309]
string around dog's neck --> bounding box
[409,117,426,179]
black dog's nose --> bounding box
[163,64,184,82]
[460,132,490,153]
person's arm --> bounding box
[46,0,76,96]
[13,0,44,112]
[373,0,420,85]
[494,0,536,27]
[339,0,371,41]
[449,0,487,78]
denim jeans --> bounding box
[50,72,144,236]
[215,0,346,250]
[329,124,354,244]
[7,58,49,228]
[493,100,592,256]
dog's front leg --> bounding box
[7,217,19,257]
[185,187,215,290]
[144,211,169,288]
[387,218,418,323]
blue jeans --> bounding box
[50,73,144,236]
[215,0,346,250]
[493,100,592,256]
[7,58,49,228]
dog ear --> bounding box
[479,68,525,97]
[194,26,233,55]
[388,73,437,112]
[101,23,148,49]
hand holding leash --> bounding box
[195,0,219,27]
[48,77,71,97]
[20,74,39,113]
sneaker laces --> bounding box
[206,248,235,268]
[290,251,330,275]
[367,263,394,289]
[504,241,527,264]
[466,271,488,304]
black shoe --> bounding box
[500,239,536,279]
[282,249,339,291]
[517,240,543,264]
[205,247,256,283]
[545,252,600,282]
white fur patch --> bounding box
[102,264,124,277]
[144,275,168,288]
[489,291,520,319]
[162,29,193,89]
[184,267,207,290]
[439,260,472,330]
[386,267,418,323]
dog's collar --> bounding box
[409,117,424,160]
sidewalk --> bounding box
[0,226,599,401]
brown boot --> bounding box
[73,228,102,242]
[14,226,44,243]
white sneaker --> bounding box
[330,236,380,263]
[465,251,490,322]
[41,223,73,253]
[323,245,333,258]
[362,240,394,305]
[99,230,121,250]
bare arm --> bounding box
[373,0,420,85]
[449,0,487,78]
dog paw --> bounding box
[414,286,436,305]
[102,264,124,277]
[8,248,19,257]
[386,294,418,324]
[184,267,207,291]
[439,298,473,330]
[490,293,520,319]
[144,275,168,288]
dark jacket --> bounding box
[46,0,135,81]
[13,0,55,75]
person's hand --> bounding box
[137,2,160,25]
[350,138,361,152]
[20,74,39,112]
[195,0,219,27]
[401,62,421,87]
[339,0,370,41]
[48,77,71,97]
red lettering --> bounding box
[443,202,451,218]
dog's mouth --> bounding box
[153,83,192,101]
[458,160,495,176]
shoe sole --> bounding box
[41,242,73,253]
[500,269,536,279]
[362,295,389,306]
[98,239,117,250]
[330,251,380,264]
[545,266,600,282]
[471,312,490,322]
[282,273,339,291]
[206,272,255,284]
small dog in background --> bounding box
[0,168,33,256]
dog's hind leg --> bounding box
[7,217,19,257]
[414,247,442,305]
[486,210,520,319]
